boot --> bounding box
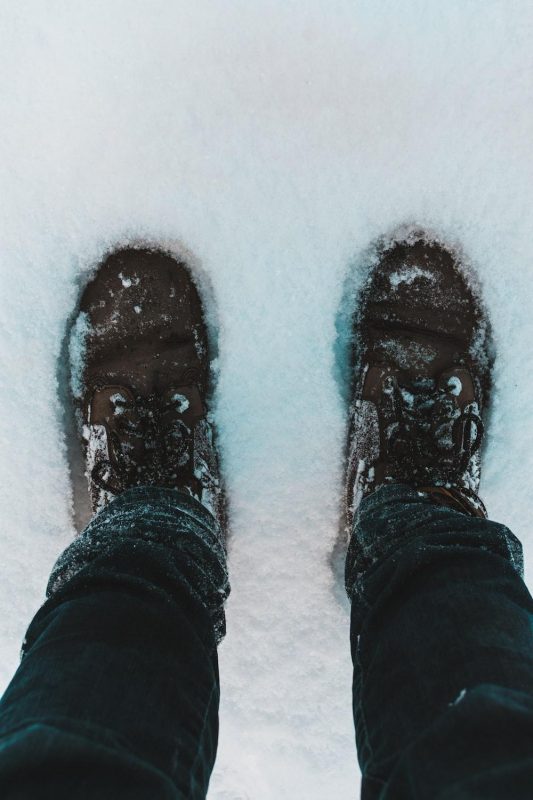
[346,232,492,524]
[70,247,224,526]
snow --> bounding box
[451,688,467,706]
[389,265,434,287]
[447,376,463,397]
[172,394,191,413]
[0,1,532,798]
[119,273,133,289]
[68,311,90,400]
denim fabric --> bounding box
[2,483,533,799]
[347,484,533,799]
[0,487,228,799]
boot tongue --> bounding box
[384,375,458,465]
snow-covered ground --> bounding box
[1,1,532,797]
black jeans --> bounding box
[0,488,229,800]
[347,485,533,799]
[0,484,532,798]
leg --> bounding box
[0,248,229,798]
[0,487,228,800]
[348,485,533,799]
[344,233,533,797]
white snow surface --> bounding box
[1,2,532,797]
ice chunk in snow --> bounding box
[118,272,139,288]
[118,272,132,288]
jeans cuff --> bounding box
[48,486,230,644]
[345,483,523,605]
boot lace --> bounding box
[380,374,484,483]
[90,387,202,496]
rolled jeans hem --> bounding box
[345,482,524,609]
[45,485,229,646]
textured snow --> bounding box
[68,311,90,400]
[0,2,532,798]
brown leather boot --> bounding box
[70,247,224,525]
[346,232,492,524]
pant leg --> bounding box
[346,484,533,800]
[0,486,229,800]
